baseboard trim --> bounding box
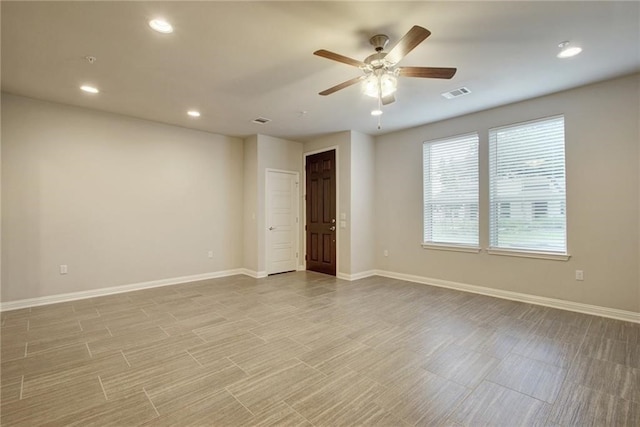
[0,269,245,312]
[4,267,637,323]
[297,265,306,272]
[375,270,640,324]
[337,270,377,281]
[238,269,267,279]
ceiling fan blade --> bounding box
[384,26,431,65]
[319,76,365,96]
[398,67,457,79]
[381,93,395,105]
[314,49,366,68]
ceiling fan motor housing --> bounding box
[364,52,388,69]
[366,34,391,69]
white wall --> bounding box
[375,74,640,313]
[256,134,303,274]
[350,131,376,275]
[304,132,351,276]
[2,94,244,302]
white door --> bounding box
[266,170,299,274]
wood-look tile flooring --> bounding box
[1,272,639,426]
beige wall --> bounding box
[242,135,258,272]
[302,131,376,277]
[3,75,639,315]
[256,134,303,274]
[375,74,640,312]
[2,94,244,302]
[304,132,352,276]
[350,131,376,274]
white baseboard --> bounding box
[0,269,245,312]
[4,267,637,324]
[238,269,267,279]
[375,270,640,324]
[297,264,306,272]
[337,270,377,281]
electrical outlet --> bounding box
[575,270,584,281]
[383,249,389,257]
[208,251,213,259]
[59,265,68,275]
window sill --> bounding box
[422,243,481,253]
[487,248,571,261]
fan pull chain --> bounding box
[377,92,382,130]
[376,76,383,130]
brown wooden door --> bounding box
[305,150,336,276]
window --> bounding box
[489,115,566,254]
[532,201,548,219]
[499,202,511,219]
[423,133,479,247]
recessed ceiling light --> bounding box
[149,18,173,34]
[80,85,99,94]
[557,41,582,58]
[371,109,383,116]
[187,110,201,118]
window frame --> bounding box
[422,132,480,252]
[488,115,570,260]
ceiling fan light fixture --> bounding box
[149,18,173,34]
[557,41,582,58]
[314,25,453,117]
[363,73,397,98]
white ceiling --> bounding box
[2,1,639,141]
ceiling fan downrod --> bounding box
[369,34,390,52]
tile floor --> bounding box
[1,272,638,426]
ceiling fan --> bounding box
[314,26,457,106]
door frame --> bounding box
[302,146,340,275]
[265,168,300,275]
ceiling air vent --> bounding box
[252,117,271,125]
[441,87,471,99]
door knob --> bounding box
[269,226,276,231]
[329,226,336,231]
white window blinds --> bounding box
[423,133,479,246]
[489,115,566,253]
